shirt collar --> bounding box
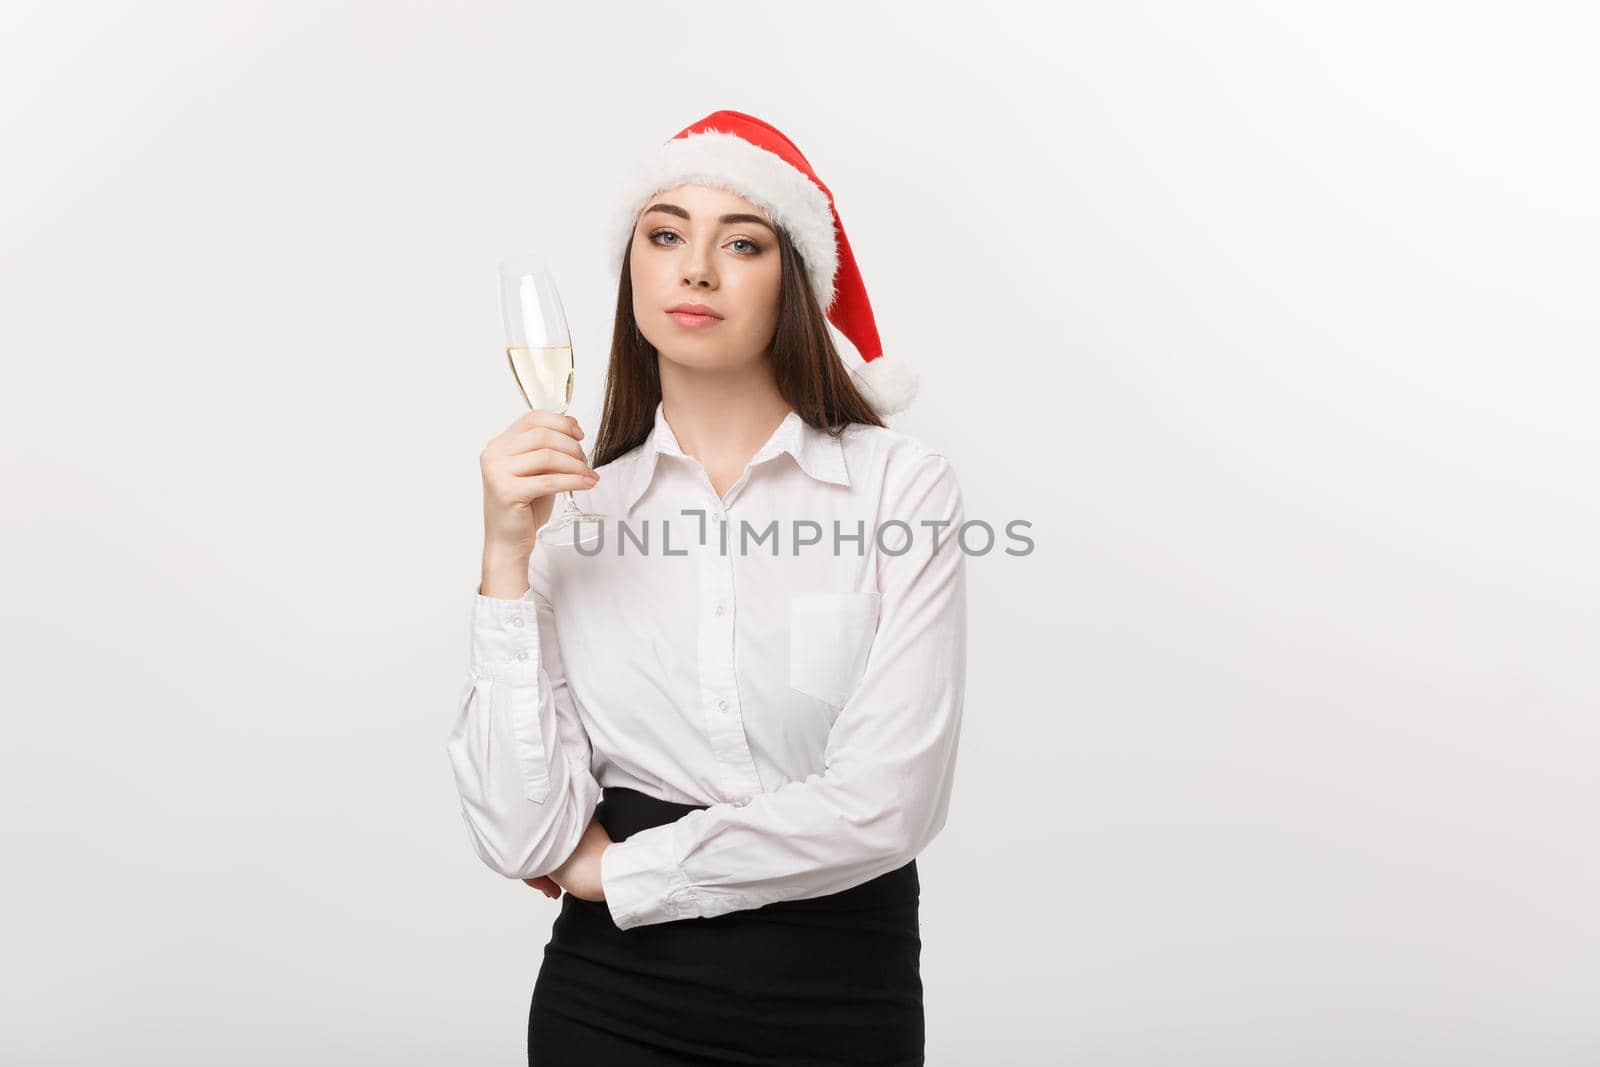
[621,399,850,515]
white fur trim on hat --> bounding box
[849,353,920,416]
[611,129,840,310]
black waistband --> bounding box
[594,785,919,913]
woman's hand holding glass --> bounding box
[497,254,608,548]
[478,409,599,595]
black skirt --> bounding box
[527,785,924,1066]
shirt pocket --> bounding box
[787,591,883,708]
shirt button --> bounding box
[514,649,529,661]
[716,698,728,711]
[714,604,725,616]
[509,615,525,627]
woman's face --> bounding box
[629,182,784,374]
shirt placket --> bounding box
[692,478,765,805]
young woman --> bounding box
[447,110,968,1066]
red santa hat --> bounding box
[611,109,919,416]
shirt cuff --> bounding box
[470,590,540,684]
[600,823,696,930]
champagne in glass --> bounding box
[498,254,606,547]
[507,344,574,411]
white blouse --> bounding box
[445,399,967,931]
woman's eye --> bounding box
[647,230,760,255]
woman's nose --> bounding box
[682,245,716,287]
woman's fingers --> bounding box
[504,445,597,480]
[523,875,562,899]
[502,424,590,465]
[511,409,583,441]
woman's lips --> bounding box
[666,310,724,328]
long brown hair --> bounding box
[588,221,886,469]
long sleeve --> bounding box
[599,451,968,930]
[445,550,603,880]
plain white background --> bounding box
[4,2,1597,1064]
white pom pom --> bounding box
[850,354,920,416]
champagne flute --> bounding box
[498,254,606,548]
